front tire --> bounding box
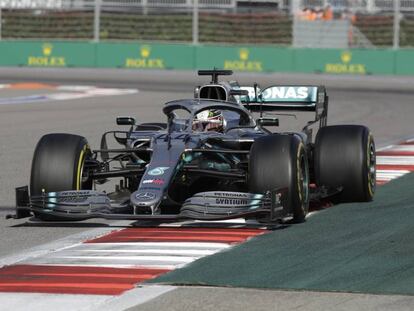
[249,134,310,223]
[30,133,92,220]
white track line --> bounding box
[21,240,231,268]
[56,85,98,91]
[376,170,410,178]
[26,256,194,269]
[36,263,179,270]
[46,255,199,263]
[19,240,229,264]
[0,85,138,105]
[76,249,218,256]
[0,220,132,268]
[379,145,414,152]
[376,140,414,183]
[80,242,230,249]
[0,285,176,311]
[376,156,414,165]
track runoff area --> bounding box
[0,78,413,309]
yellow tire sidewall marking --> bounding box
[76,144,88,190]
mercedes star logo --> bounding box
[135,192,156,201]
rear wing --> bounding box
[239,85,328,127]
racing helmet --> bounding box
[193,109,225,132]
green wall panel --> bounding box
[0,41,95,67]
[96,42,195,69]
[395,50,414,75]
[294,49,395,75]
[0,41,413,76]
[196,45,294,73]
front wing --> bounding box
[12,187,287,222]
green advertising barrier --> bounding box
[195,45,399,75]
[0,41,95,67]
[394,49,414,75]
[195,45,294,73]
[293,48,395,75]
[1,40,414,75]
[96,42,195,70]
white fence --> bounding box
[0,0,237,9]
[297,0,414,12]
[2,0,414,12]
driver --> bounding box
[192,109,225,132]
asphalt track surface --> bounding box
[0,68,414,310]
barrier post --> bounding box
[94,0,101,43]
[192,0,199,45]
[393,0,400,50]
[0,8,2,40]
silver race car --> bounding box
[12,70,376,224]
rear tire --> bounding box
[249,134,309,223]
[314,125,376,203]
[30,133,92,220]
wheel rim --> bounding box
[298,151,310,210]
[367,137,376,197]
[80,159,90,186]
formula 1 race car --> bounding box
[12,70,376,224]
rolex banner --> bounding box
[0,41,412,75]
[195,45,293,73]
[0,41,95,67]
[96,43,195,70]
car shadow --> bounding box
[1,206,291,230]
[0,206,131,228]
[129,219,291,231]
[9,221,121,228]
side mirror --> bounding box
[256,117,279,127]
[116,116,136,126]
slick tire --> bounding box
[314,125,376,203]
[30,133,92,220]
[249,134,310,223]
